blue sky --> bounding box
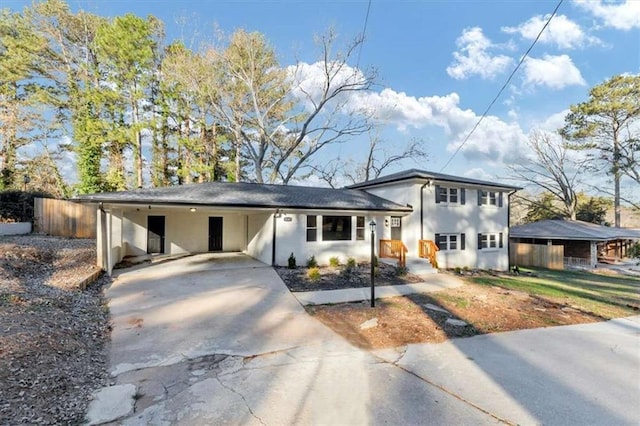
[5,0,640,193]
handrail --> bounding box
[418,240,439,268]
[379,239,408,268]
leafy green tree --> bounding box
[522,192,565,223]
[562,75,640,227]
[575,193,612,225]
[94,13,162,189]
[0,9,49,189]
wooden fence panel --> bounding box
[510,242,564,270]
[34,198,97,238]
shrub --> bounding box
[342,257,358,279]
[395,265,408,276]
[373,255,379,267]
[629,242,640,259]
[329,256,340,267]
[307,267,321,281]
[454,267,462,275]
[306,255,318,268]
[346,257,357,268]
[288,252,296,269]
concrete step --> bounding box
[405,257,438,275]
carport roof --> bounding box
[510,220,640,241]
[74,181,413,212]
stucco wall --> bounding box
[246,212,273,265]
[122,209,247,256]
[271,212,386,267]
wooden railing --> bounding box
[379,239,408,268]
[418,240,439,268]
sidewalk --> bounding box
[292,273,463,305]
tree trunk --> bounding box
[613,128,621,227]
[132,100,143,188]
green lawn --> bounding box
[467,268,640,317]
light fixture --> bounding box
[369,220,376,232]
[190,207,197,212]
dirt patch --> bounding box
[277,262,423,292]
[0,236,110,425]
[307,278,635,350]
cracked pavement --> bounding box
[88,253,640,425]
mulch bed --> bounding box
[0,236,111,425]
[276,262,424,292]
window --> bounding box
[306,215,317,242]
[322,216,352,241]
[479,190,503,207]
[435,233,465,251]
[356,216,365,240]
[436,185,465,205]
[477,232,503,250]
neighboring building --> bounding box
[75,169,520,274]
[510,219,640,269]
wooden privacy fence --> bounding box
[34,198,97,238]
[510,242,564,270]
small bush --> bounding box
[342,258,358,279]
[329,256,340,267]
[454,267,462,275]
[629,242,640,259]
[288,252,297,269]
[307,267,321,281]
[373,255,379,267]
[306,255,318,268]
[346,257,357,268]
[395,265,408,276]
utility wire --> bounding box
[356,0,372,69]
[439,0,565,172]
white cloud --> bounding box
[502,14,601,49]
[521,54,586,89]
[574,0,640,30]
[446,27,513,80]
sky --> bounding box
[4,0,640,196]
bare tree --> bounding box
[508,131,586,220]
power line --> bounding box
[440,0,565,172]
[356,0,372,69]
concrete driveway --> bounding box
[89,254,640,425]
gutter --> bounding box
[272,209,278,266]
[420,182,429,240]
[507,189,517,270]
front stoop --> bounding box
[405,257,437,275]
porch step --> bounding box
[405,257,438,275]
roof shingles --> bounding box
[75,181,411,212]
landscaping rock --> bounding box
[445,318,469,327]
[86,384,137,425]
[360,318,379,330]
[423,303,450,314]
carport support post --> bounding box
[370,220,376,308]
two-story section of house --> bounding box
[350,169,520,271]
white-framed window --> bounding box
[390,217,401,227]
[477,232,503,250]
[435,185,465,205]
[306,215,317,242]
[435,233,465,251]
[478,190,503,207]
[356,216,365,240]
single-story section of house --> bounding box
[74,169,520,275]
[510,219,640,269]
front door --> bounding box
[208,217,223,251]
[147,215,165,254]
[390,216,402,241]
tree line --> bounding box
[0,0,384,196]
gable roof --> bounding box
[74,181,412,212]
[347,168,521,190]
[510,220,640,241]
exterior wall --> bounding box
[272,212,386,266]
[364,181,511,270]
[121,208,247,256]
[247,212,273,265]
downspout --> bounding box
[507,190,517,270]
[420,182,428,240]
[271,209,278,266]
